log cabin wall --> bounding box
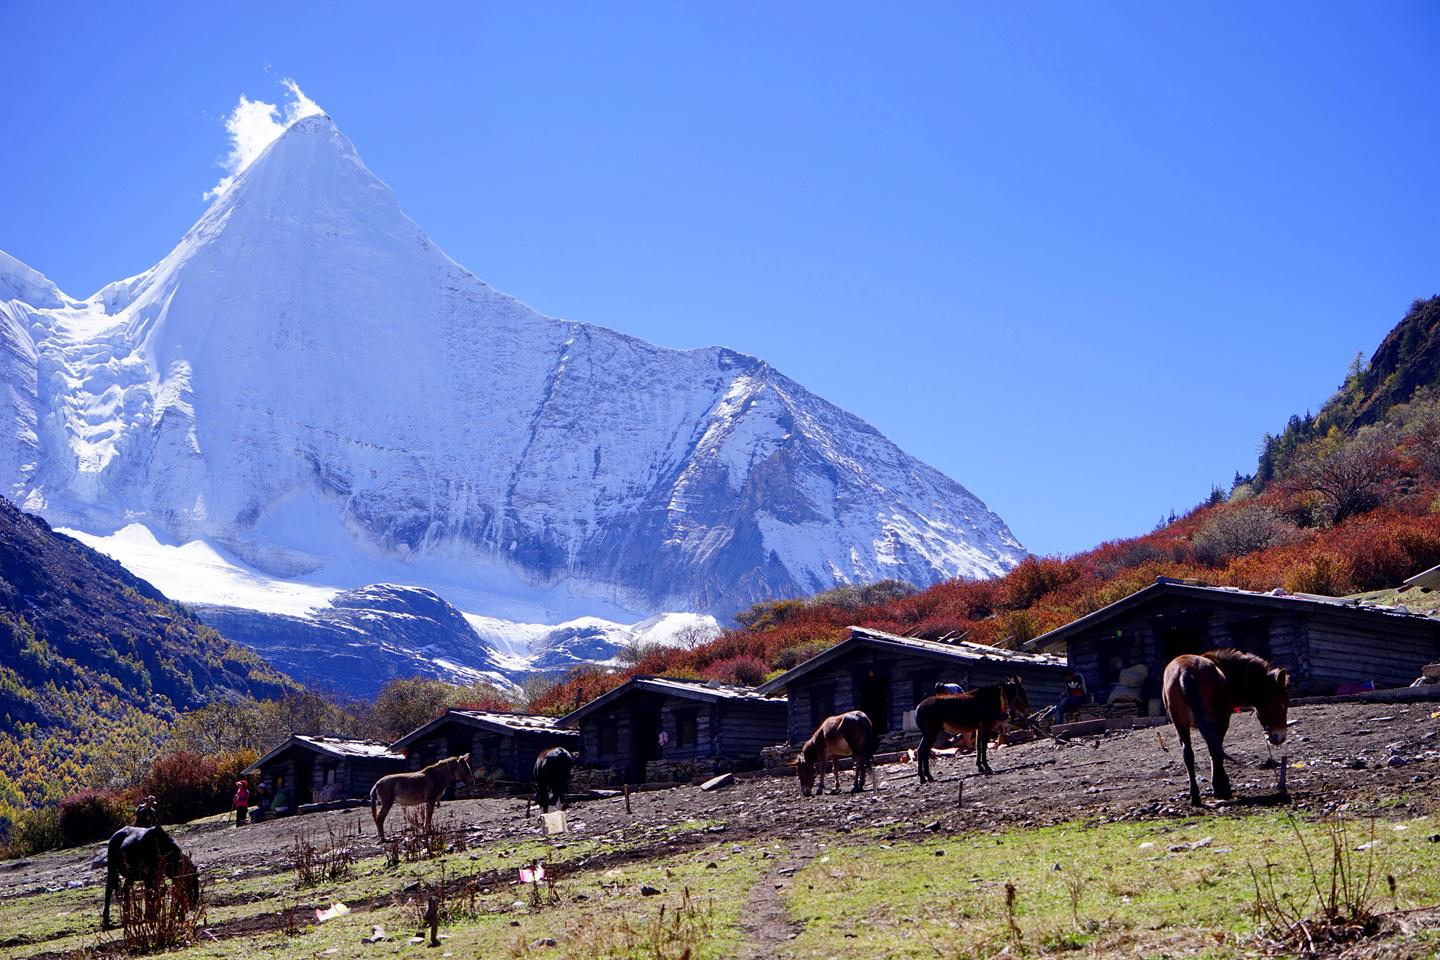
[1051,586,1440,699]
[779,645,1068,744]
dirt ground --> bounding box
[3,698,1439,955]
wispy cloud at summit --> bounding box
[204,79,324,201]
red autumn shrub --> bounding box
[57,788,131,846]
[137,751,225,825]
[703,655,768,687]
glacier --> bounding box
[0,113,1024,684]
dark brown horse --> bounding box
[370,753,474,840]
[1163,648,1289,805]
[533,747,574,814]
[914,676,1029,784]
[798,710,878,796]
[101,826,198,928]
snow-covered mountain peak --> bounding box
[1,111,1025,627]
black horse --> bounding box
[533,747,574,814]
[101,826,198,928]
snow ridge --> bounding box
[0,114,1024,636]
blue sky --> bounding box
[2,3,1437,557]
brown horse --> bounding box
[798,710,878,796]
[370,753,474,840]
[1163,648,1289,806]
[914,676,1029,784]
[101,826,199,928]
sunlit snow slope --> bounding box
[0,114,1023,664]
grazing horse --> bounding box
[533,747,574,814]
[798,710,878,796]
[1163,648,1289,805]
[369,753,473,841]
[101,826,198,929]
[914,676,1030,784]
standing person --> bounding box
[1053,670,1089,725]
[233,779,250,827]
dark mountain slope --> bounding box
[0,497,292,808]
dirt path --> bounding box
[735,837,814,960]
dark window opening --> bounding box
[674,709,698,748]
[1227,616,1272,658]
[809,684,836,729]
[856,668,890,735]
[597,722,617,758]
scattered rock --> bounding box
[531,937,557,948]
[640,884,662,896]
[926,820,942,832]
[700,774,735,792]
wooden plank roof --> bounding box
[392,709,578,749]
[244,735,404,773]
[754,626,1066,696]
[560,676,782,725]
[1022,577,1440,652]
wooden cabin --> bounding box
[243,735,405,808]
[755,626,1070,745]
[391,709,578,788]
[560,676,788,785]
[1023,577,1440,700]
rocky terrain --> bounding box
[5,698,1439,958]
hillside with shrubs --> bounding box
[533,295,1440,715]
[0,499,298,850]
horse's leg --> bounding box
[977,721,993,775]
[1176,725,1202,806]
[916,730,935,785]
[1200,718,1233,801]
[376,797,394,841]
[102,864,118,928]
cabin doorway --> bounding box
[631,701,662,783]
[855,668,891,734]
[293,753,315,806]
[1160,620,1210,665]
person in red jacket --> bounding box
[233,779,250,827]
[1053,670,1089,725]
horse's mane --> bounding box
[1203,648,1282,705]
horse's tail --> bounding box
[1179,668,1225,751]
[369,781,380,825]
[862,713,879,761]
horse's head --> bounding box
[1002,676,1030,719]
[796,741,819,796]
[175,853,200,906]
[797,760,816,797]
[455,753,476,785]
[1256,667,1290,746]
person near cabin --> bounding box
[233,779,250,827]
[271,777,293,817]
[253,780,272,817]
[134,795,159,827]
[1052,670,1089,725]
[934,682,965,696]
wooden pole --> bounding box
[623,784,631,814]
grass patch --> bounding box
[785,813,1440,958]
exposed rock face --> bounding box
[0,114,1023,623]
[193,584,514,698]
